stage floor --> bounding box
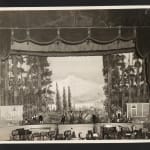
[0,123,144,141]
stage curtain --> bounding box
[91,28,119,43]
[60,28,88,44]
[30,29,57,44]
[120,28,135,41]
[136,27,150,86]
[0,29,11,59]
[13,29,27,42]
[13,29,57,45]
[0,29,11,105]
[12,28,135,45]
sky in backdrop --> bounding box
[48,56,104,84]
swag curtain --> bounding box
[0,30,11,105]
[0,29,11,59]
[0,27,150,87]
[11,28,135,45]
[136,27,150,87]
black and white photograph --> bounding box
[0,6,150,143]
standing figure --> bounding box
[78,111,83,123]
[32,114,37,124]
[39,114,43,124]
[61,114,66,124]
[69,111,74,124]
[92,114,97,124]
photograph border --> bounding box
[0,5,150,144]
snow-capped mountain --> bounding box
[51,75,105,105]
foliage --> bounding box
[62,87,67,111]
[8,55,54,119]
[103,52,149,116]
[55,83,62,112]
[68,86,72,111]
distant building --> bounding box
[126,103,150,119]
[48,104,57,111]
[0,105,23,122]
[74,102,98,111]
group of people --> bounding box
[61,111,76,124]
[60,110,131,124]
[110,111,131,123]
[23,111,132,125]
[24,114,44,125]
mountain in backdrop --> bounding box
[51,75,105,105]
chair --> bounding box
[40,131,49,140]
[31,132,41,140]
[48,131,56,140]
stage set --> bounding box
[0,9,150,141]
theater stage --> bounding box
[0,123,144,141]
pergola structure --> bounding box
[0,9,150,105]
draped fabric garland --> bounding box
[0,27,150,87]
[11,27,136,45]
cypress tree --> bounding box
[68,86,72,111]
[63,87,67,111]
[56,82,62,112]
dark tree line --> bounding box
[103,53,149,117]
[7,55,54,119]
